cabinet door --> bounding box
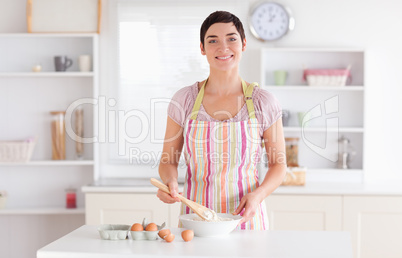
[169,202,181,227]
[343,196,402,258]
[85,193,169,226]
[266,195,342,231]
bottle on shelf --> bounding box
[65,188,77,209]
[285,137,299,167]
[50,111,66,160]
[74,107,84,159]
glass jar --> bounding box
[50,111,66,160]
[74,107,84,159]
[285,137,299,167]
[65,188,77,209]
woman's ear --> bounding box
[242,38,247,51]
[200,42,206,55]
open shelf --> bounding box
[284,127,364,133]
[306,168,363,173]
[260,48,365,179]
[0,207,85,215]
[0,72,94,77]
[0,160,94,166]
[304,168,364,183]
[0,33,97,38]
[263,85,364,91]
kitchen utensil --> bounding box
[54,56,73,72]
[298,111,312,127]
[337,135,356,169]
[282,109,290,126]
[150,178,215,221]
[274,70,287,85]
[78,55,92,72]
[179,213,242,237]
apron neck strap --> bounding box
[190,79,258,120]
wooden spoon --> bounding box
[150,178,216,221]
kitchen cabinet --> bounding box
[85,193,181,227]
[260,48,365,181]
[266,194,402,258]
[343,196,402,258]
[265,195,342,231]
[0,33,99,258]
[83,184,402,258]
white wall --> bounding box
[1,0,401,181]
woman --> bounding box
[157,11,286,230]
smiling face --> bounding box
[200,22,246,72]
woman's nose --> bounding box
[218,41,229,51]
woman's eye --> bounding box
[209,40,217,43]
[229,38,237,42]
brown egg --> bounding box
[165,233,175,242]
[145,223,158,231]
[131,223,144,231]
[181,230,194,242]
[158,229,171,239]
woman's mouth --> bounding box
[216,55,233,60]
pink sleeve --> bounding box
[253,87,282,132]
[167,86,194,128]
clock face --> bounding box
[249,2,294,41]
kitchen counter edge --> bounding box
[82,180,402,196]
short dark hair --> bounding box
[200,11,245,47]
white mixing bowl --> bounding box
[179,213,242,237]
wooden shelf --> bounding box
[305,169,364,183]
[261,47,365,52]
[263,85,364,91]
[284,127,364,133]
[0,160,94,166]
[0,33,97,38]
[0,207,85,215]
[0,72,94,77]
[306,168,363,173]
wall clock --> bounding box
[249,1,295,41]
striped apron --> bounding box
[180,79,269,230]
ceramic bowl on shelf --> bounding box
[98,224,130,240]
[179,213,242,237]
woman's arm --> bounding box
[233,118,287,224]
[157,116,184,204]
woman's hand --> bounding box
[156,179,181,204]
[232,191,263,224]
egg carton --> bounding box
[98,224,130,240]
[97,218,166,241]
[130,218,166,241]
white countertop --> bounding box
[82,178,402,196]
[37,225,352,258]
